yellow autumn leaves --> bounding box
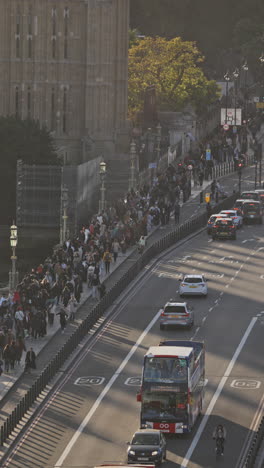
[128,36,220,120]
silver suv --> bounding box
[159,301,194,330]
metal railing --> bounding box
[0,193,237,447]
[243,416,264,467]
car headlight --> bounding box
[129,450,135,456]
[151,450,159,456]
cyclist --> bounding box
[212,423,227,455]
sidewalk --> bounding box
[0,164,255,408]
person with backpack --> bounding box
[103,249,112,274]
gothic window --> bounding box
[15,86,20,117]
[52,37,56,59]
[64,7,69,59]
[28,7,32,35]
[15,9,20,58]
[28,6,33,58]
[63,87,67,134]
[52,7,57,59]
[51,87,56,130]
[27,87,31,118]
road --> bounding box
[2,221,264,468]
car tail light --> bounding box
[160,310,165,316]
[233,216,238,219]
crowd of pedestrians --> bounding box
[0,121,255,377]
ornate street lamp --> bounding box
[99,161,107,213]
[233,68,240,126]
[224,71,231,124]
[60,186,69,244]
[242,62,249,121]
[9,223,18,292]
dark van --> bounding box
[240,191,260,202]
[242,201,263,224]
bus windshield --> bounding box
[143,357,188,383]
[142,391,188,420]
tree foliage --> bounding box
[128,36,220,120]
[0,116,59,167]
[0,116,59,222]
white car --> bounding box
[179,274,208,297]
[219,209,243,228]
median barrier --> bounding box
[244,415,264,467]
[0,191,239,447]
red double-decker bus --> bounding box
[137,340,205,434]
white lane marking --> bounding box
[208,307,213,312]
[74,377,105,386]
[180,316,258,468]
[231,379,261,389]
[202,316,207,323]
[54,310,161,467]
[242,239,255,244]
[220,292,224,296]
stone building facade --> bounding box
[0,0,130,163]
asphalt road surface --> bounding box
[2,219,264,468]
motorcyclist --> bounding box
[212,424,227,455]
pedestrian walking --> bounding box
[91,273,100,300]
[16,336,26,365]
[211,179,216,200]
[112,239,120,263]
[56,307,68,333]
[103,249,112,274]
[67,294,77,321]
[199,170,204,187]
[174,202,180,224]
[206,202,212,219]
[25,347,36,374]
[3,344,11,373]
[9,340,18,370]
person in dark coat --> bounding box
[3,344,11,372]
[9,340,18,370]
[174,202,180,224]
[56,308,68,333]
[25,347,36,373]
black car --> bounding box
[211,217,236,240]
[127,429,167,466]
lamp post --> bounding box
[242,62,248,121]
[154,122,162,181]
[99,161,107,213]
[9,223,18,292]
[259,54,264,187]
[233,68,239,126]
[60,186,69,244]
[129,140,137,191]
[237,162,243,195]
[224,71,231,124]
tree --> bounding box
[0,116,59,222]
[128,36,219,120]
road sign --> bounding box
[205,193,211,203]
[148,162,157,169]
[223,124,229,131]
[206,149,211,160]
[256,102,264,109]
